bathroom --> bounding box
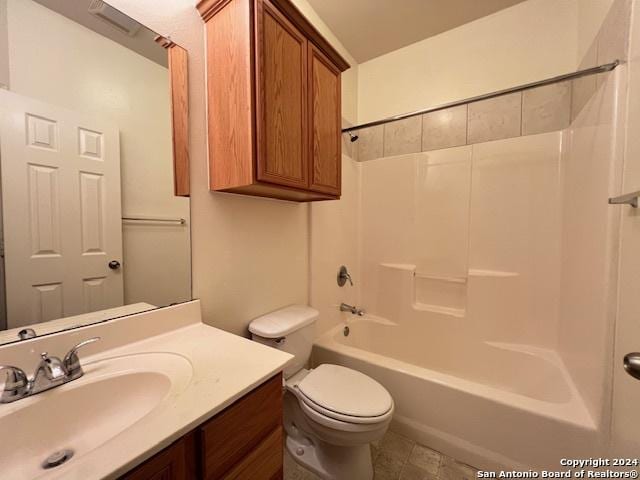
[0,0,638,479]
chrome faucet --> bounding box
[340,303,365,316]
[31,352,68,395]
[0,337,100,403]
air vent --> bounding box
[88,0,141,37]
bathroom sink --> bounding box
[0,352,193,479]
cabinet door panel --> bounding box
[257,0,308,188]
[205,0,254,190]
[222,427,283,480]
[120,435,192,480]
[199,374,282,479]
[308,43,341,196]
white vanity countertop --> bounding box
[0,300,292,480]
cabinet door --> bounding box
[308,43,341,196]
[120,435,193,480]
[222,427,283,480]
[257,0,308,189]
[199,374,282,479]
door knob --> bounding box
[623,352,640,380]
[108,260,121,270]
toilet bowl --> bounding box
[249,305,394,480]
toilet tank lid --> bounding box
[249,305,319,338]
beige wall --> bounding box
[103,0,624,344]
[4,0,191,308]
[577,0,615,62]
[292,0,360,337]
[107,0,356,337]
[356,0,580,124]
[290,0,358,125]
[0,0,8,88]
[309,149,360,337]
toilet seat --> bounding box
[296,364,394,425]
[298,391,394,426]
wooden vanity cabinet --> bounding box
[120,374,283,480]
[118,433,197,480]
[197,0,349,202]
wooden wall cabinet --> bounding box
[120,374,283,480]
[155,37,190,197]
[197,0,350,202]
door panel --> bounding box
[0,90,123,328]
[205,0,254,191]
[308,43,341,196]
[257,0,308,188]
[120,435,189,480]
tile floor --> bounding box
[283,429,480,480]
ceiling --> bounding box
[33,0,167,67]
[307,0,527,63]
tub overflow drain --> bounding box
[42,449,74,469]
[343,326,350,336]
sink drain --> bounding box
[42,449,74,469]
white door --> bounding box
[0,90,123,329]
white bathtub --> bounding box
[312,315,601,471]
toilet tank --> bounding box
[249,305,318,378]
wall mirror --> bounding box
[0,0,191,345]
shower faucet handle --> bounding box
[624,352,640,380]
[337,266,353,287]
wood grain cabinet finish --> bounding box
[197,0,349,202]
[200,372,282,479]
[167,44,190,197]
[155,37,190,198]
[120,432,196,480]
[119,374,283,480]
[308,44,341,196]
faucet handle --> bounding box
[63,337,100,380]
[337,266,354,287]
[0,366,28,403]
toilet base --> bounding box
[282,375,388,480]
[286,434,373,480]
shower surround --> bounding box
[310,0,630,470]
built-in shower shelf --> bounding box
[468,269,519,278]
[378,263,520,321]
[413,302,466,318]
[380,263,417,271]
[414,272,467,284]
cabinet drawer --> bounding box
[222,426,283,480]
[200,374,282,479]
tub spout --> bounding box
[340,303,365,316]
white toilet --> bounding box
[249,305,394,480]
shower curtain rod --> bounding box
[342,59,620,134]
